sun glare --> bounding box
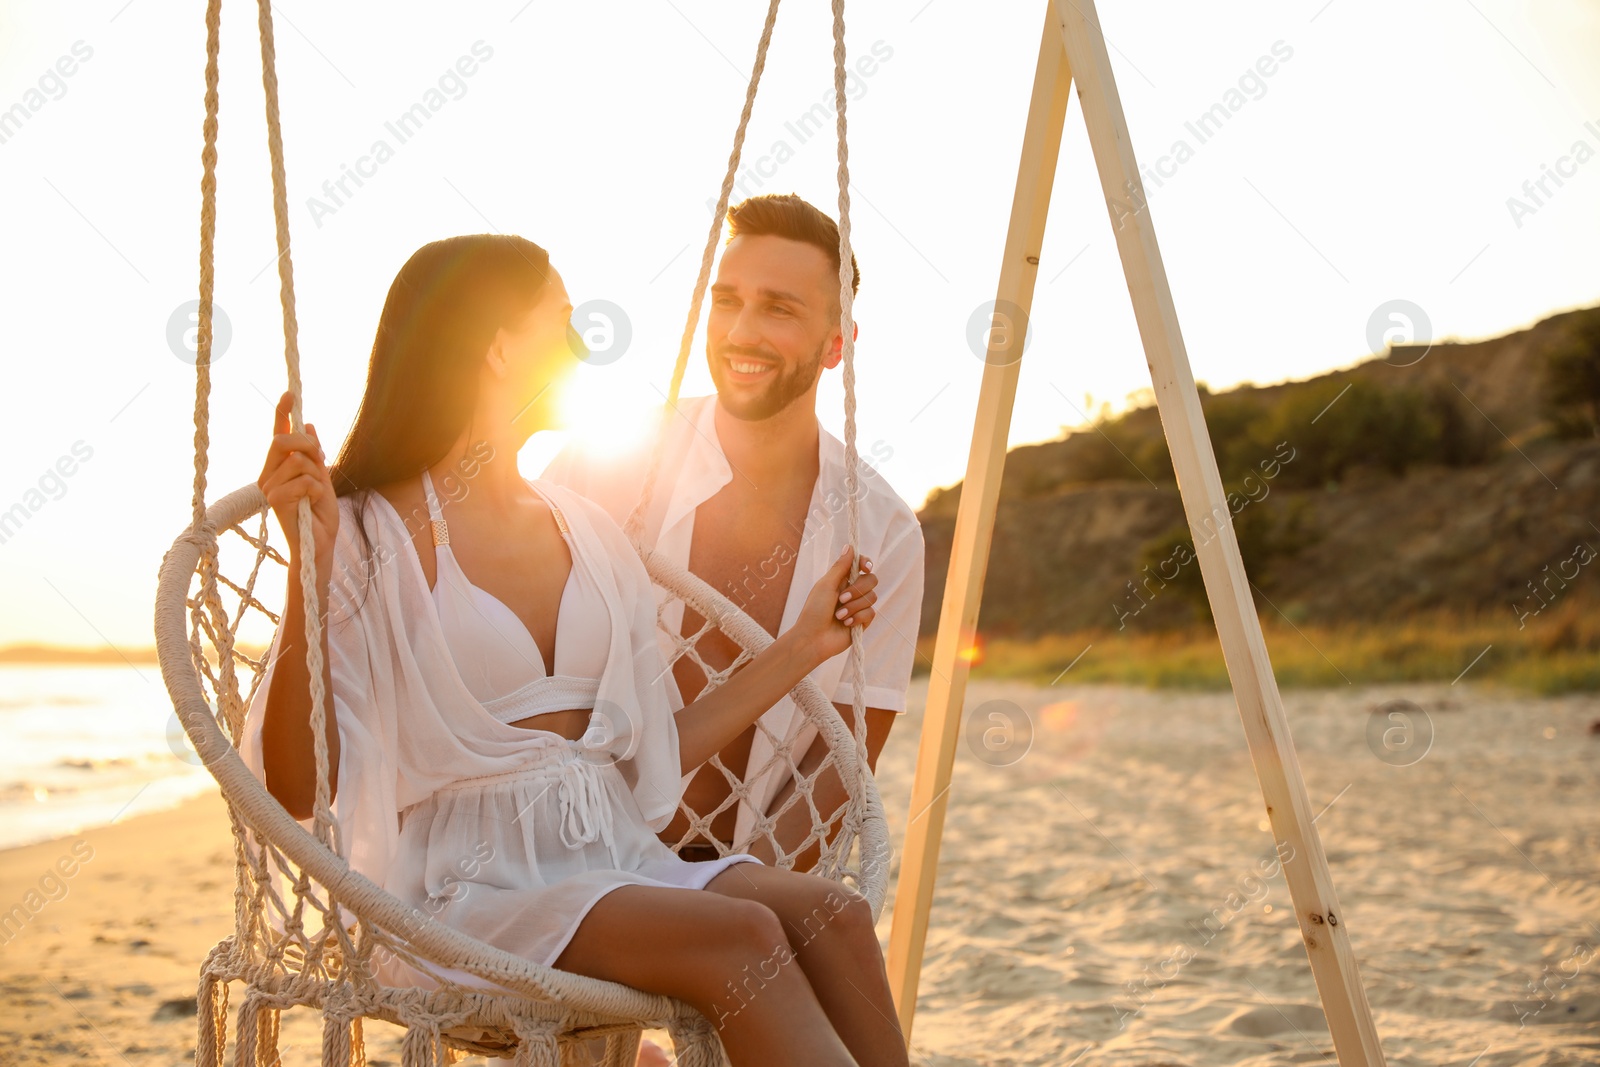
[518,367,661,480]
[557,369,658,460]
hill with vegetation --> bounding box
[916,304,1600,690]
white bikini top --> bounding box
[422,469,608,726]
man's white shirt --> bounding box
[541,394,925,844]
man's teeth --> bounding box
[731,360,771,374]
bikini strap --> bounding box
[533,480,571,537]
[420,469,449,546]
[428,473,567,545]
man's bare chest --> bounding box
[685,485,813,637]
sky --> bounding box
[1,0,1597,650]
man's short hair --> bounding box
[726,193,861,299]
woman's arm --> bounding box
[257,392,342,821]
[673,546,879,773]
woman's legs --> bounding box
[552,881,857,1067]
[705,863,911,1067]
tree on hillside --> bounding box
[1256,378,1381,488]
[1203,389,1273,482]
[1249,377,1495,486]
[1540,308,1600,439]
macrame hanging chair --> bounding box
[152,0,891,1063]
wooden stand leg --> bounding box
[884,2,1075,1044]
[1047,0,1387,1062]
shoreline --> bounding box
[0,646,267,666]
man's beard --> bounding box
[710,339,826,422]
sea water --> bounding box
[0,664,218,849]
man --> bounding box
[543,192,924,870]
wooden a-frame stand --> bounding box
[882,1,1388,1063]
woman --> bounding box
[241,234,909,1067]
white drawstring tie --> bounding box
[554,750,615,851]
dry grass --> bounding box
[913,593,1600,693]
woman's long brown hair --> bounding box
[328,233,552,605]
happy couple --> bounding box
[242,193,924,1066]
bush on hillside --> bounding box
[1540,308,1600,440]
[1131,494,1318,626]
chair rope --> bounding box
[622,0,784,545]
[251,0,339,853]
[829,0,872,804]
[191,0,221,535]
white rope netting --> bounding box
[156,0,889,1064]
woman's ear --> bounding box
[483,329,512,381]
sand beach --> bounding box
[2,677,1596,1066]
